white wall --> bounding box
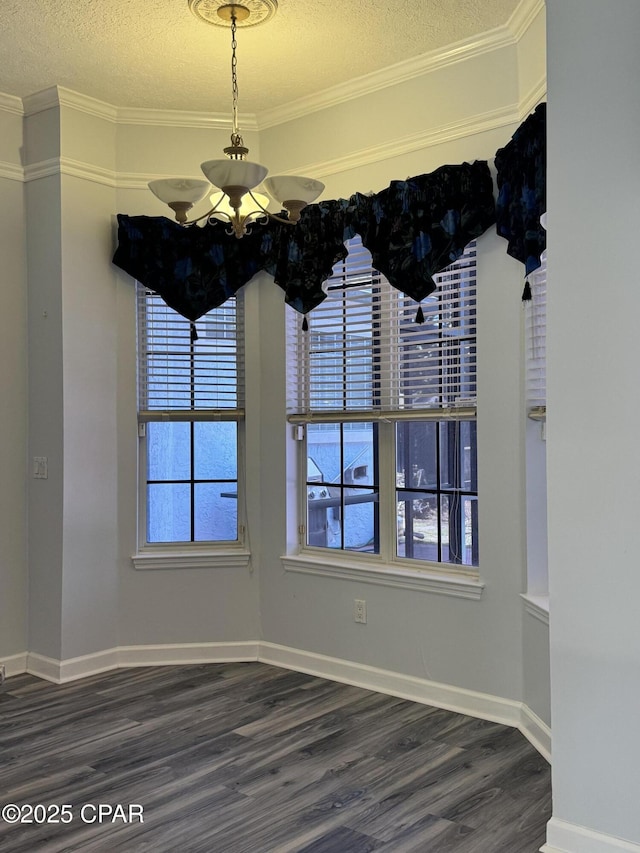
[259,45,520,182]
[0,1,551,739]
[546,0,640,846]
[0,105,28,663]
[253,32,542,710]
[24,102,122,661]
[114,122,262,647]
[25,102,65,659]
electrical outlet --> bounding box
[354,599,367,624]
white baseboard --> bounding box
[26,642,260,683]
[520,703,551,763]
[13,640,549,764]
[1,651,28,678]
[542,818,640,853]
[27,648,120,683]
[118,641,260,668]
[259,641,523,729]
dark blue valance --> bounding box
[113,106,546,318]
[113,160,496,321]
[495,102,547,296]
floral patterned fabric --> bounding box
[113,160,497,321]
[495,103,547,295]
[112,214,269,321]
[347,161,496,304]
[266,199,351,315]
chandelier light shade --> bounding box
[263,176,327,222]
[147,1,324,238]
[148,179,211,223]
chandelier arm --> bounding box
[264,211,296,226]
[246,191,296,226]
[179,192,232,226]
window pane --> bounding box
[344,490,378,553]
[439,422,458,490]
[396,421,438,489]
[397,491,439,561]
[307,423,341,484]
[343,423,376,486]
[194,422,237,480]
[396,420,478,567]
[194,483,237,541]
[147,483,191,542]
[147,422,190,480]
[460,420,477,491]
[439,494,478,567]
[307,496,339,548]
[306,422,378,553]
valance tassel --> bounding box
[302,315,309,332]
[415,305,425,324]
[190,322,198,342]
[522,279,532,301]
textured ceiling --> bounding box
[1,0,522,116]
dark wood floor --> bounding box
[0,662,551,852]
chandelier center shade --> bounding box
[147,1,324,238]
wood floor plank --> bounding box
[0,663,551,852]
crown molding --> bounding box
[0,91,23,116]
[257,0,543,129]
[23,86,118,121]
[117,171,208,191]
[257,26,516,130]
[508,0,546,42]
[0,160,24,182]
[17,89,542,190]
[10,0,543,132]
[20,85,259,131]
[24,156,117,187]
[116,105,258,131]
[279,103,520,181]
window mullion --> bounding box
[377,421,395,564]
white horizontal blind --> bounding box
[137,286,244,418]
[525,253,547,411]
[288,236,476,417]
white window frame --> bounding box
[133,286,250,570]
[284,239,483,598]
[522,249,549,619]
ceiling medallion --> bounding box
[188,0,278,27]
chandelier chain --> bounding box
[230,12,240,144]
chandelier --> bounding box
[148,1,324,238]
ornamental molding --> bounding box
[10,0,543,133]
[0,91,23,115]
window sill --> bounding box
[521,593,549,626]
[132,548,251,571]
[281,553,484,600]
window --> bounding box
[396,420,478,565]
[289,237,478,571]
[524,249,548,605]
[137,287,244,547]
[526,253,547,416]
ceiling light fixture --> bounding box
[148,1,324,238]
